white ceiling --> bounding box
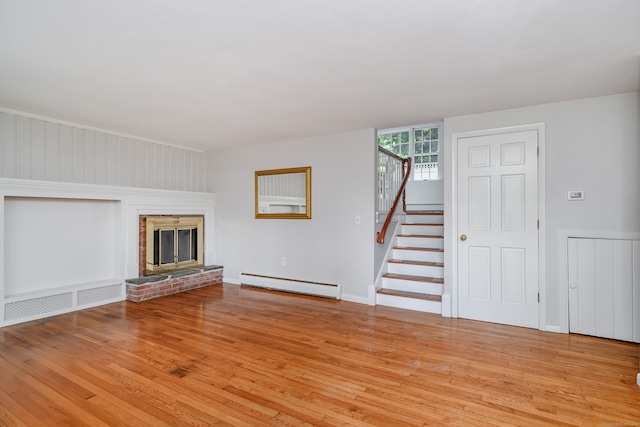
[0,0,638,152]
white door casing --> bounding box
[457,130,539,328]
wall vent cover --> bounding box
[5,293,73,321]
[78,284,122,306]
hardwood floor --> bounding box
[1,283,639,426]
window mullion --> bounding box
[408,128,418,181]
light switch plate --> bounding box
[568,190,584,201]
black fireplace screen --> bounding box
[153,227,198,266]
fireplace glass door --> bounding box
[146,216,203,274]
[154,227,198,266]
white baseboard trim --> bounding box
[367,284,377,306]
[545,325,563,333]
[341,294,369,305]
[224,276,240,285]
[441,294,451,317]
[239,273,341,299]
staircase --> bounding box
[376,211,444,314]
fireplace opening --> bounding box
[144,216,203,275]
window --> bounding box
[378,123,442,180]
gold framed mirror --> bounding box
[255,166,311,219]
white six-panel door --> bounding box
[457,130,539,328]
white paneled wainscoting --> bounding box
[568,237,640,343]
[0,178,215,327]
[0,108,206,192]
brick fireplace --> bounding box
[126,215,222,302]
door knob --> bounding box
[460,234,467,241]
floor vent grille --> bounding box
[5,293,73,321]
[78,284,123,306]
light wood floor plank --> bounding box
[0,283,639,426]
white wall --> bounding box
[0,109,206,191]
[406,180,444,210]
[207,129,376,303]
[444,91,640,331]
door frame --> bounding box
[447,123,546,330]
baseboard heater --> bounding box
[239,273,341,300]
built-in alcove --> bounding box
[4,196,121,298]
[2,195,124,325]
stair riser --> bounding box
[382,278,443,295]
[405,215,443,225]
[388,263,443,278]
[401,224,444,235]
[397,236,444,249]
[393,249,444,263]
[376,293,442,314]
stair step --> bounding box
[394,246,443,252]
[382,272,443,294]
[402,223,444,226]
[387,259,444,277]
[397,234,444,249]
[383,273,444,284]
[401,223,444,235]
[377,288,442,302]
[388,259,443,267]
[376,288,442,314]
[405,211,443,215]
[404,212,444,225]
[393,246,444,263]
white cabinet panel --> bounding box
[468,246,491,301]
[501,174,525,231]
[594,239,614,338]
[613,240,633,341]
[468,145,490,167]
[568,237,640,343]
[500,141,525,166]
[502,247,525,304]
[468,176,491,231]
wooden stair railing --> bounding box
[376,148,411,244]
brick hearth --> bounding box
[126,265,223,302]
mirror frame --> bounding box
[255,166,312,219]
